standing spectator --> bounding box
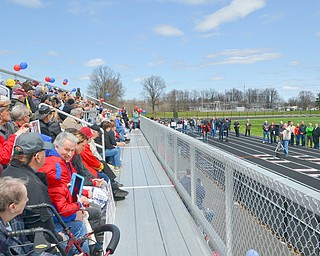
[312,123,320,149]
[306,123,314,148]
[262,121,270,143]
[189,117,195,132]
[75,88,82,98]
[299,121,306,146]
[217,119,225,141]
[201,121,210,143]
[210,117,216,137]
[294,123,301,146]
[182,118,188,134]
[224,118,230,138]
[278,121,284,141]
[121,106,130,129]
[269,122,277,144]
[133,110,140,129]
[282,123,290,157]
[197,119,202,133]
[245,119,252,136]
[289,121,295,146]
[233,120,240,137]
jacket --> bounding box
[80,144,102,178]
[61,116,83,131]
[2,160,61,243]
[0,134,16,165]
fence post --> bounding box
[225,158,234,256]
[190,143,196,207]
[173,133,178,181]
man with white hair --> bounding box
[11,104,30,133]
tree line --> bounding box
[87,66,318,114]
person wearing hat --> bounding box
[38,105,62,142]
[22,83,37,113]
[11,88,28,109]
[2,133,89,254]
[0,96,30,166]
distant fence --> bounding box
[140,116,320,256]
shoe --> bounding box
[114,196,126,201]
[114,166,122,172]
[113,181,123,187]
[114,189,129,197]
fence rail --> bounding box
[140,116,320,256]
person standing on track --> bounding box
[294,123,301,146]
[299,121,306,146]
[233,120,240,137]
[262,121,270,143]
[245,119,252,136]
[269,122,277,144]
[282,123,291,157]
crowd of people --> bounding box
[0,79,136,255]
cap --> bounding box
[38,105,54,117]
[80,127,94,138]
[13,88,27,96]
[90,124,101,132]
[14,133,53,154]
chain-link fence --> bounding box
[140,116,320,256]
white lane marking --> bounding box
[122,185,174,190]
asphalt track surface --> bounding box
[188,129,320,192]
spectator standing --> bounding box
[278,121,284,141]
[201,121,210,142]
[269,122,277,144]
[289,121,295,146]
[306,123,314,148]
[312,123,320,149]
[282,123,291,157]
[75,88,82,98]
[262,121,270,143]
[121,106,130,129]
[233,120,240,137]
[245,119,252,136]
[197,119,202,133]
[133,110,140,129]
[299,121,306,146]
[210,117,216,137]
[294,123,301,146]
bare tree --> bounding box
[297,91,315,110]
[87,66,126,104]
[141,76,166,114]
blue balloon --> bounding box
[20,62,28,69]
[72,88,76,92]
[142,109,146,114]
[105,92,110,98]
[64,79,68,83]
[49,77,55,83]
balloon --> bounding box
[14,64,21,71]
[105,92,110,98]
[20,62,28,69]
[47,85,51,90]
[138,108,142,113]
[72,88,76,92]
[45,77,50,82]
[63,81,67,85]
[142,109,146,114]
[6,78,15,88]
[49,78,55,83]
[64,79,68,83]
[100,98,104,102]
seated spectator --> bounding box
[37,105,62,141]
[61,108,83,131]
[59,98,75,121]
[22,83,37,113]
[11,104,31,132]
[11,88,28,109]
[0,96,30,166]
[2,133,67,245]
[0,177,35,255]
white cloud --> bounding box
[9,0,43,8]
[210,76,224,81]
[148,60,165,66]
[84,58,105,67]
[282,85,300,90]
[133,77,146,83]
[79,75,90,80]
[204,52,282,65]
[153,25,184,37]
[169,0,209,4]
[67,0,113,15]
[47,51,59,56]
[289,61,300,66]
[206,48,267,58]
[195,0,266,31]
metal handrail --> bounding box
[39,103,105,158]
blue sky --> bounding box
[0,0,319,100]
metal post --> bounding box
[225,158,234,256]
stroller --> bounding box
[7,203,120,256]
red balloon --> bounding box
[100,98,104,102]
[138,108,142,113]
[63,81,67,85]
[45,76,50,82]
[14,64,21,71]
